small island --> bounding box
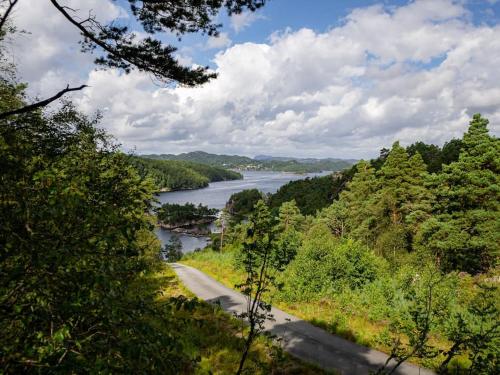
[156,202,219,236]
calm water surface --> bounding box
[156,170,329,252]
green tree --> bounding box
[372,143,432,259]
[227,188,264,221]
[441,138,463,166]
[273,200,304,266]
[0,89,192,372]
[318,199,349,238]
[235,200,285,375]
[417,114,500,274]
[339,160,379,245]
[281,224,384,301]
[163,235,183,262]
[439,283,500,374]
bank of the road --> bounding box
[171,263,434,375]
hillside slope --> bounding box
[142,151,355,173]
[129,156,242,191]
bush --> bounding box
[279,224,387,301]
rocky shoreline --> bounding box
[157,218,216,236]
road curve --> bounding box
[171,263,434,375]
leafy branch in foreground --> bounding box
[439,283,499,374]
[376,268,441,374]
[235,200,287,375]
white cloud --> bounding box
[230,11,264,33]
[205,32,232,50]
[8,0,500,158]
[7,0,125,97]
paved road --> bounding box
[171,263,434,375]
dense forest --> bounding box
[156,203,218,227]
[265,138,465,216]
[142,151,355,173]
[185,114,500,373]
[130,156,242,191]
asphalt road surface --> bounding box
[171,263,435,375]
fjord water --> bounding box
[156,170,329,252]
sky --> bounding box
[6,0,500,159]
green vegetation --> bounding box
[0,80,318,374]
[184,114,500,373]
[142,150,355,173]
[162,235,184,262]
[0,88,188,371]
[227,188,265,221]
[130,156,242,192]
[1,2,327,373]
[156,202,218,227]
[266,137,464,216]
[268,168,357,215]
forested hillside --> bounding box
[185,114,500,373]
[266,138,465,215]
[129,156,242,191]
[142,151,355,173]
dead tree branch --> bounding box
[0,84,87,120]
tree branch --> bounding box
[0,0,18,31]
[49,0,143,72]
[0,84,87,120]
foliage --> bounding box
[183,114,499,373]
[269,174,335,215]
[2,1,266,87]
[416,114,500,274]
[0,91,194,372]
[163,235,184,262]
[144,150,355,173]
[272,200,304,267]
[439,283,500,374]
[376,266,443,374]
[406,139,463,173]
[280,224,386,301]
[156,202,218,226]
[227,188,265,221]
[130,155,241,191]
[235,200,286,374]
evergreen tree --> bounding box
[318,199,349,238]
[339,160,379,245]
[417,114,500,274]
[273,200,304,266]
[372,143,432,258]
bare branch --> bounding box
[0,0,18,31]
[49,0,130,65]
[0,84,87,120]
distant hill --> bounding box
[141,151,356,173]
[129,156,242,192]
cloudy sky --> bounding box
[7,0,500,159]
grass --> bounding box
[133,258,327,374]
[181,249,472,372]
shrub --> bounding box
[279,224,387,301]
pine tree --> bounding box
[417,114,500,273]
[340,160,379,245]
[273,200,304,266]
